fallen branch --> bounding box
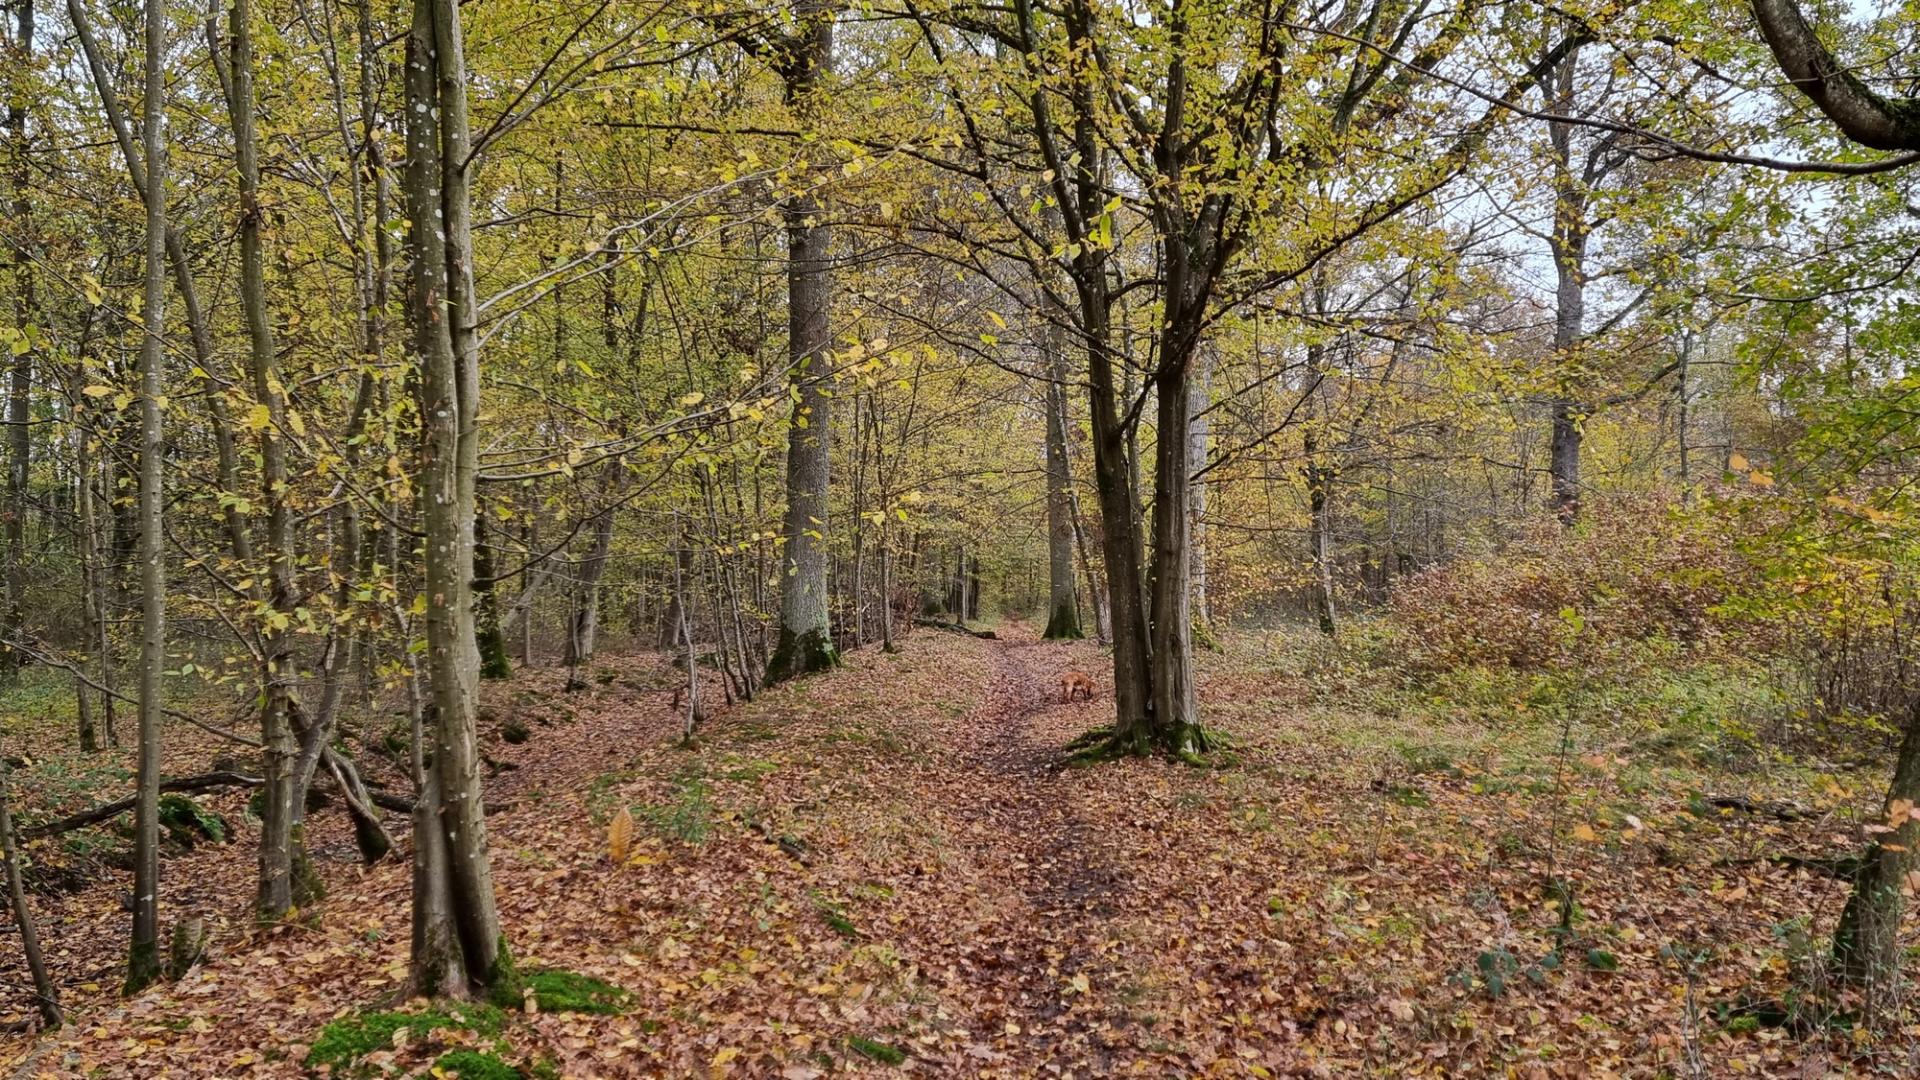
[913,618,997,640]
[1715,851,1865,881]
[23,772,263,839]
[22,765,514,840]
[1705,795,1815,823]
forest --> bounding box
[4,0,1920,1074]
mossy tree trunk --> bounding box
[473,514,512,680]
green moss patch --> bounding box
[432,1050,522,1079]
[306,1003,502,1074]
[847,1036,907,1065]
[158,793,227,847]
[525,968,630,1015]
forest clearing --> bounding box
[7,0,1920,1075]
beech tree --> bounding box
[401,0,513,998]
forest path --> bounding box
[893,625,1143,1070]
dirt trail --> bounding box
[906,627,1139,1069]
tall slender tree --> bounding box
[124,0,169,995]
[402,0,514,999]
[747,1,840,684]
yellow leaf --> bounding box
[1571,823,1600,843]
[711,1047,741,1067]
[81,384,114,398]
[609,807,634,864]
[1728,452,1750,471]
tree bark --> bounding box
[211,0,302,923]
[403,0,513,1000]
[763,3,839,685]
[125,0,169,995]
[2,0,35,689]
[564,467,621,690]
[1305,430,1337,637]
[0,726,59,1027]
[1188,349,1216,648]
[1041,329,1082,639]
[1833,698,1920,993]
[1546,40,1589,524]
[1750,0,1920,152]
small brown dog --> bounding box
[1059,670,1095,703]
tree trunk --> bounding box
[2,0,34,689]
[1546,43,1589,524]
[473,514,512,680]
[675,532,701,741]
[212,0,302,923]
[1305,429,1337,637]
[403,0,513,1000]
[1041,335,1082,639]
[1833,698,1920,994]
[658,546,688,650]
[75,387,104,753]
[967,554,982,622]
[0,726,59,1027]
[1146,354,1202,756]
[1188,350,1217,649]
[125,0,169,995]
[564,467,620,691]
[1084,317,1154,746]
[764,5,839,685]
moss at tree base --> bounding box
[1042,600,1085,640]
[478,625,514,680]
[124,939,161,995]
[1068,719,1214,765]
[764,625,839,685]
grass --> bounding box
[637,767,714,844]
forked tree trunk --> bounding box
[764,4,839,685]
[125,0,170,995]
[403,0,513,1000]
